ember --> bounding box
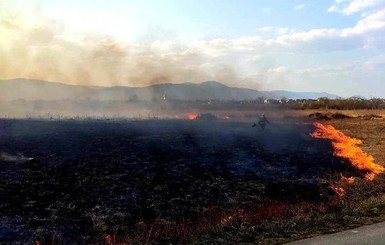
[221,208,244,225]
[311,122,385,180]
[105,235,113,245]
[186,113,198,120]
[330,184,345,197]
[340,173,355,184]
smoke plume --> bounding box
[0,3,241,87]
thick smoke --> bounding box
[0,4,241,87]
[0,2,260,118]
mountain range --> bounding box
[0,79,339,101]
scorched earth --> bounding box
[0,117,381,244]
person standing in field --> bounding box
[253,114,270,131]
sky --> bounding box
[0,0,384,97]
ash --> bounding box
[0,118,358,244]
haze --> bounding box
[1,0,384,97]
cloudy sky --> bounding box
[1,0,384,97]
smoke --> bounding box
[0,3,242,87]
[0,152,34,163]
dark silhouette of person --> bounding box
[252,114,270,130]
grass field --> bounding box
[327,118,385,164]
[1,110,385,244]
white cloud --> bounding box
[257,26,274,33]
[277,27,291,35]
[267,66,289,73]
[328,0,385,15]
[327,5,339,13]
[294,56,385,77]
[184,6,383,58]
[344,7,385,35]
[294,64,354,75]
[294,4,306,11]
[188,38,232,57]
[150,40,179,52]
[277,28,339,43]
[276,8,385,50]
[363,54,385,69]
[343,0,383,15]
[181,8,384,59]
[256,26,296,38]
[247,55,262,62]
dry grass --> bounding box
[323,118,385,165]
[297,109,385,118]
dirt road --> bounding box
[287,221,385,245]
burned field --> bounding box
[0,118,383,244]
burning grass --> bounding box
[2,116,385,244]
[311,122,385,180]
[186,113,198,120]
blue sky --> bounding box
[1,0,385,97]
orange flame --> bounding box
[186,113,198,120]
[340,173,355,184]
[311,122,384,180]
[220,208,244,225]
[330,184,345,197]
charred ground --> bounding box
[0,118,380,244]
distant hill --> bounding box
[0,79,339,101]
